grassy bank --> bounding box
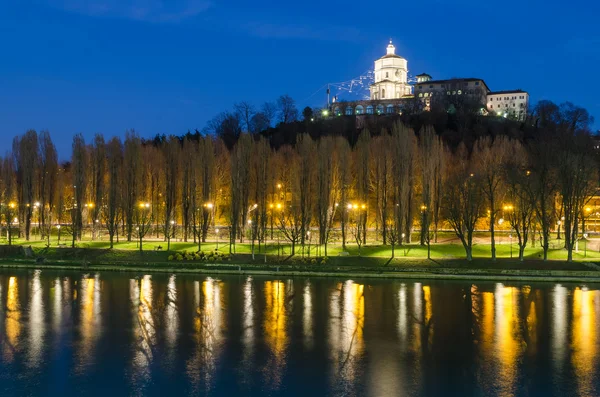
[0,240,599,282]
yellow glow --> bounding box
[9,202,15,209]
[495,284,521,395]
[347,204,353,210]
[572,287,598,395]
[277,183,282,189]
[5,276,21,362]
[276,203,282,210]
[263,280,288,389]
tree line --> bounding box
[0,99,597,262]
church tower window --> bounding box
[382,89,386,99]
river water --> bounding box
[0,269,598,396]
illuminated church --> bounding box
[330,41,529,121]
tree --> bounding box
[134,202,152,253]
[162,137,180,251]
[555,132,598,261]
[123,131,142,242]
[302,106,314,122]
[473,135,512,261]
[391,122,417,245]
[89,133,106,240]
[277,95,298,124]
[14,130,38,240]
[235,101,256,133]
[71,133,87,246]
[528,137,558,260]
[443,144,484,261]
[316,136,339,256]
[105,137,123,248]
[418,126,442,258]
[504,142,535,261]
[371,134,392,244]
[1,156,16,245]
[37,130,58,244]
[230,134,251,252]
[355,130,370,245]
[296,134,316,253]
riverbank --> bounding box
[2,255,600,283]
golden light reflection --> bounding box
[572,287,599,396]
[165,275,178,354]
[303,282,313,349]
[187,277,224,393]
[397,284,407,343]
[130,275,155,385]
[494,284,521,396]
[241,277,255,372]
[329,280,364,392]
[263,280,288,390]
[79,274,102,371]
[4,276,21,362]
[52,278,63,332]
[28,270,45,368]
[552,285,568,374]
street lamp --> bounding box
[584,233,588,257]
[57,224,61,246]
[215,228,220,251]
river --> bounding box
[0,269,598,396]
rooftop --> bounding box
[488,90,528,95]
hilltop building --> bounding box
[330,41,529,121]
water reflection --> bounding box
[494,284,521,396]
[263,280,288,390]
[78,274,102,371]
[130,275,155,386]
[329,280,364,394]
[572,287,599,396]
[187,277,224,392]
[165,275,178,362]
[4,276,21,362]
[28,270,44,368]
[303,281,313,349]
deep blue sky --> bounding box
[1,0,598,158]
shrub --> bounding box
[168,255,174,261]
[175,253,183,261]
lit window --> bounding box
[366,105,374,114]
[458,90,462,95]
[419,93,423,97]
[452,91,456,95]
[447,91,450,95]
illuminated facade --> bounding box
[331,41,529,120]
[369,41,412,100]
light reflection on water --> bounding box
[2,272,600,395]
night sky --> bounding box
[1,0,598,158]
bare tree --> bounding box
[230,134,251,252]
[235,101,256,133]
[391,122,417,245]
[123,131,142,242]
[162,137,180,251]
[277,95,298,124]
[105,137,123,248]
[37,130,58,244]
[71,133,87,246]
[89,134,106,240]
[316,136,339,256]
[504,142,535,261]
[14,130,38,240]
[355,130,370,244]
[443,144,484,261]
[371,134,392,244]
[473,135,512,260]
[555,132,598,261]
[1,156,16,245]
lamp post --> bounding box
[215,228,219,251]
[509,233,513,259]
[57,224,61,246]
[584,233,588,257]
[248,219,255,260]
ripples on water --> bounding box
[0,270,599,396]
